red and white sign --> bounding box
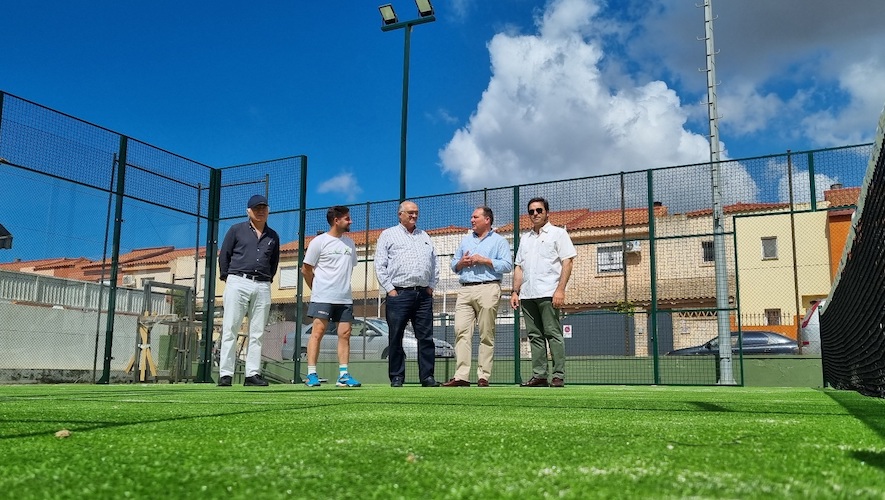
[562,324,572,338]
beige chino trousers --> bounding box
[453,282,501,382]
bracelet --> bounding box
[512,290,520,294]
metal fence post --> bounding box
[97,136,128,384]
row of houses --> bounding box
[0,186,859,343]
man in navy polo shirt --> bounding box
[217,194,280,387]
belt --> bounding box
[232,272,271,282]
[461,280,501,286]
[394,286,426,291]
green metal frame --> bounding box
[97,136,128,384]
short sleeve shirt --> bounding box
[303,233,358,304]
[514,222,577,299]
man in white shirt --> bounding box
[302,206,360,388]
[510,197,577,388]
[374,200,441,387]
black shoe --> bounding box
[244,375,269,387]
[217,375,232,387]
[421,377,441,387]
[390,377,404,387]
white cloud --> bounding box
[801,56,885,146]
[717,84,786,136]
[777,165,840,205]
[425,108,459,125]
[633,0,885,149]
[449,0,472,22]
[439,0,718,192]
[316,172,362,202]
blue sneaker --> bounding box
[336,373,361,387]
[305,373,321,387]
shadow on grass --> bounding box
[0,392,358,440]
[689,402,732,412]
[852,450,885,470]
[824,389,885,471]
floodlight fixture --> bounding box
[415,0,434,17]
[0,223,12,250]
[379,4,398,25]
[377,1,437,202]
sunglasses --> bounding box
[528,208,545,215]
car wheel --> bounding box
[381,347,389,359]
[299,348,307,362]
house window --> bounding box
[765,309,781,326]
[702,240,714,262]
[597,245,624,274]
[279,266,299,289]
[761,237,778,260]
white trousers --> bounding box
[219,274,271,377]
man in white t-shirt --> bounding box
[302,206,360,388]
[510,197,577,388]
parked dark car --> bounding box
[281,317,454,361]
[665,330,799,356]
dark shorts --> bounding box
[307,302,354,323]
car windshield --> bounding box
[707,336,740,349]
[364,318,389,333]
[363,317,416,336]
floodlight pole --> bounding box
[702,0,735,384]
[382,15,436,203]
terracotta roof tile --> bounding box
[427,225,471,236]
[0,257,89,271]
[281,225,470,253]
[824,187,860,207]
[134,247,207,266]
[685,202,789,217]
[496,209,589,233]
[569,206,668,230]
[81,246,176,270]
[0,256,97,281]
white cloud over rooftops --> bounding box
[439,0,713,191]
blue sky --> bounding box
[2,0,885,260]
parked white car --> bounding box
[281,317,454,361]
[800,299,825,355]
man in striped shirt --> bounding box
[374,200,441,387]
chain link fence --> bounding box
[0,91,871,385]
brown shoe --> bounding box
[477,378,489,387]
[550,378,565,388]
[520,377,549,387]
[442,378,470,387]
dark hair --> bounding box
[527,197,549,212]
[477,206,494,225]
[327,205,350,225]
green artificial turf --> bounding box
[1,384,884,499]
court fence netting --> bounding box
[0,91,882,393]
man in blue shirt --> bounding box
[217,194,280,387]
[443,206,512,387]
